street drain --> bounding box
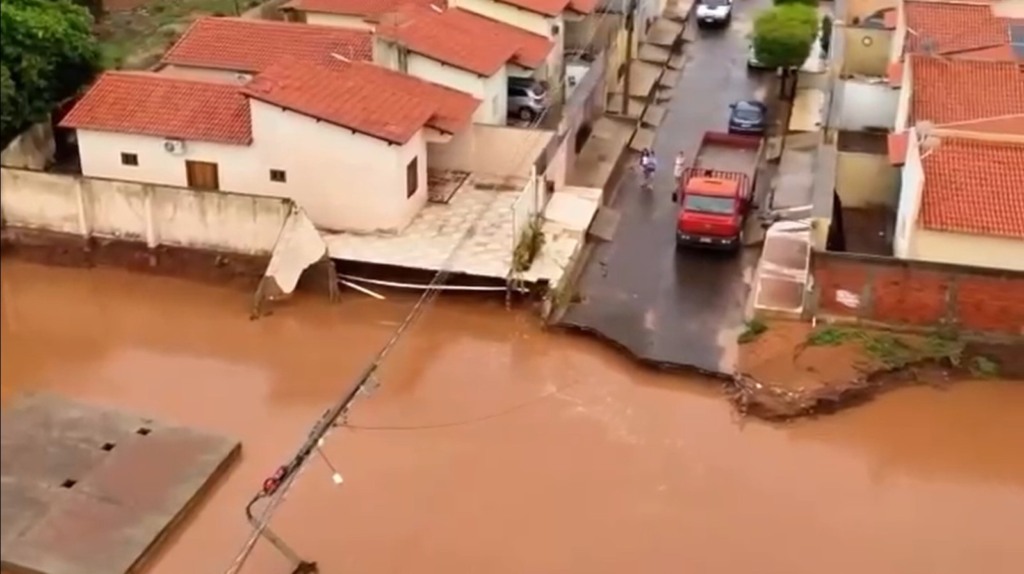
[61,479,77,489]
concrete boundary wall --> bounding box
[510,169,543,265]
[809,250,1024,338]
[0,168,329,314]
[1,168,292,255]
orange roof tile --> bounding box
[919,138,1024,239]
[161,17,371,73]
[887,61,903,87]
[60,72,252,145]
[888,131,909,165]
[909,56,1024,128]
[447,9,554,69]
[568,0,597,14]
[903,1,1016,59]
[282,0,443,16]
[242,59,479,144]
[376,6,520,75]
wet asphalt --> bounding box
[562,2,774,375]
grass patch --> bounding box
[805,325,967,369]
[737,318,768,344]
[96,0,265,69]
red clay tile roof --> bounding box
[568,0,597,14]
[282,0,443,16]
[376,5,520,75]
[909,56,1024,129]
[919,137,1024,239]
[161,17,371,73]
[447,9,554,69]
[903,1,1017,59]
[242,59,479,144]
[60,72,252,145]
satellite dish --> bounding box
[916,120,936,138]
[920,37,937,55]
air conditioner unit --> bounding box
[163,139,186,155]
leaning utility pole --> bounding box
[621,0,638,115]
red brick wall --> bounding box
[811,252,1024,337]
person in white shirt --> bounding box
[674,151,686,181]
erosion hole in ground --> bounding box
[136,426,151,436]
[101,441,116,451]
[61,479,78,489]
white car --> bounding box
[696,0,733,28]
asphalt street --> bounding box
[562,2,774,375]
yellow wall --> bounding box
[835,152,899,208]
[912,228,1024,272]
[845,0,897,21]
[841,27,893,77]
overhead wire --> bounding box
[219,8,627,574]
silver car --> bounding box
[508,80,548,122]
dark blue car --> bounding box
[727,100,768,135]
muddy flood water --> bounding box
[2,260,1023,574]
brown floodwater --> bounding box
[2,260,1023,574]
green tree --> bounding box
[1,0,100,146]
[752,5,820,71]
[773,0,819,6]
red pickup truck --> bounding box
[671,131,762,251]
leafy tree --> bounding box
[0,0,100,146]
[752,5,820,71]
[773,0,819,6]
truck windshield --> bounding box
[683,194,734,215]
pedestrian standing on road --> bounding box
[674,151,686,181]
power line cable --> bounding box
[220,7,630,574]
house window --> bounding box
[269,169,287,183]
[406,157,419,198]
[120,152,138,166]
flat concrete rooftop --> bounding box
[0,394,240,574]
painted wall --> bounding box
[840,27,892,77]
[74,99,428,233]
[428,124,554,178]
[0,168,291,255]
[844,0,897,21]
[157,64,251,84]
[303,11,373,30]
[893,129,922,258]
[834,79,898,131]
[835,152,900,208]
[912,229,1024,272]
[373,40,508,124]
[1,119,54,170]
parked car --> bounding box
[508,78,548,122]
[727,100,768,135]
[696,0,733,28]
[747,44,773,71]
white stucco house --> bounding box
[60,60,481,234]
[156,16,373,82]
[893,129,1024,271]
[373,4,555,123]
[284,0,596,95]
